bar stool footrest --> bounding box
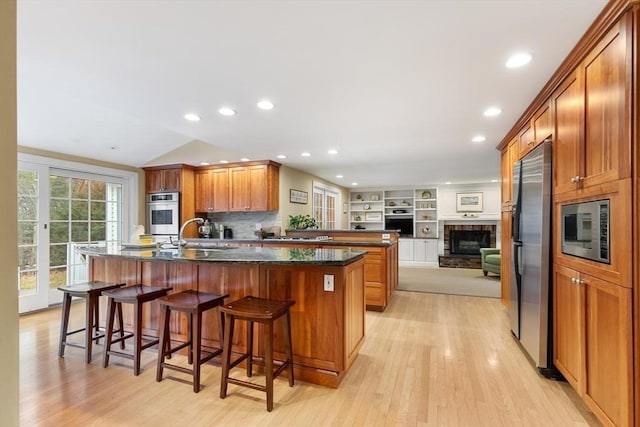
[227,377,267,393]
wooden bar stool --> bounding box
[219,296,295,412]
[57,281,125,363]
[102,284,172,375]
[156,290,229,392]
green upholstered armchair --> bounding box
[480,248,501,277]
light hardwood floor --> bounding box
[19,290,600,426]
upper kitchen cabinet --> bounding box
[501,136,518,206]
[518,102,552,159]
[229,162,279,212]
[194,160,279,213]
[195,168,230,213]
[553,15,632,196]
[145,165,184,193]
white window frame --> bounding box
[312,181,341,229]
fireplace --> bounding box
[450,230,490,255]
[439,223,497,268]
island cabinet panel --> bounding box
[196,263,260,350]
[258,259,365,387]
[89,257,141,326]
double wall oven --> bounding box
[147,192,180,236]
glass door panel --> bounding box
[18,162,49,313]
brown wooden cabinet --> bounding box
[143,164,196,236]
[211,168,230,212]
[229,163,279,212]
[517,124,534,158]
[552,69,583,195]
[145,167,182,193]
[553,263,584,393]
[194,161,279,213]
[553,16,632,196]
[553,263,632,427]
[194,169,213,212]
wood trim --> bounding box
[497,0,639,151]
[633,4,640,422]
[192,159,281,172]
[142,163,194,172]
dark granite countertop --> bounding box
[186,238,396,248]
[80,244,366,266]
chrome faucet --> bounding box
[178,217,204,246]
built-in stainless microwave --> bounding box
[561,199,610,264]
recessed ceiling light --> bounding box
[336,174,343,178]
[483,107,502,117]
[184,113,201,122]
[240,157,250,162]
[277,154,287,159]
[220,160,229,164]
[301,152,311,157]
[445,181,452,185]
[472,135,486,143]
[200,162,210,166]
[506,52,533,68]
[328,149,338,155]
[257,100,275,110]
[351,182,358,186]
[218,107,236,116]
[491,179,499,183]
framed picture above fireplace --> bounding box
[456,192,483,212]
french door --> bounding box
[18,161,126,313]
[313,183,340,229]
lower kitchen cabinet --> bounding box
[413,239,438,263]
[398,238,414,261]
[554,263,633,427]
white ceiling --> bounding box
[17,0,607,189]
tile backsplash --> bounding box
[205,211,282,239]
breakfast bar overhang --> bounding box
[82,245,367,388]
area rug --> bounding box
[398,266,500,298]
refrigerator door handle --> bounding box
[513,241,523,335]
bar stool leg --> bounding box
[133,301,143,376]
[246,320,254,377]
[284,310,294,386]
[220,313,234,399]
[92,294,100,344]
[116,303,125,350]
[58,292,72,357]
[85,293,96,364]
[187,312,193,365]
[156,304,170,382]
[193,310,202,393]
[264,320,274,412]
[102,297,117,368]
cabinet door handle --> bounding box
[571,277,578,284]
[570,176,583,183]
[528,140,534,146]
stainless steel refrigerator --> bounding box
[510,141,558,378]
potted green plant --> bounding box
[288,214,317,230]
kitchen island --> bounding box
[185,229,399,311]
[82,245,366,387]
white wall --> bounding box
[437,182,500,219]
